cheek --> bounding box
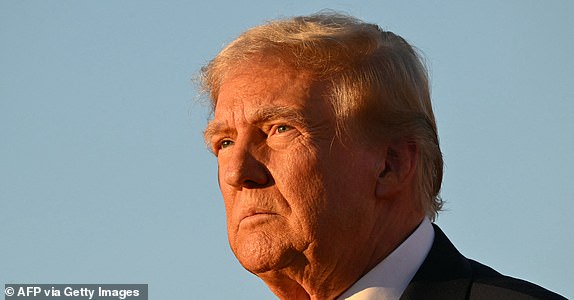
[216,167,232,208]
[272,150,327,227]
[271,146,323,198]
[216,167,238,230]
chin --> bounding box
[232,231,299,274]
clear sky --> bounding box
[1,1,573,299]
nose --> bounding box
[222,142,271,189]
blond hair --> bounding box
[201,12,443,220]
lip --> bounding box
[238,209,278,225]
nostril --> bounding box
[223,153,273,189]
[243,179,264,189]
[242,174,274,189]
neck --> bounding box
[257,199,425,299]
[257,250,359,299]
[259,272,353,299]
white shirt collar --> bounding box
[337,218,434,300]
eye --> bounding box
[213,139,234,153]
[220,139,234,149]
[272,125,293,134]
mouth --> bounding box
[239,210,278,227]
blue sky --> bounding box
[1,1,573,298]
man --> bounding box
[201,12,565,300]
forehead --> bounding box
[204,61,335,145]
[218,63,314,105]
[213,61,327,118]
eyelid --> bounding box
[211,136,234,154]
[268,124,294,136]
[220,139,234,148]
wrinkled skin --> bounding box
[205,60,423,299]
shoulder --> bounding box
[467,257,566,300]
[402,224,566,300]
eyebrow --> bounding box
[252,106,307,126]
[203,106,307,144]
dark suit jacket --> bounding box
[400,224,566,300]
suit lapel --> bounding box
[400,224,473,300]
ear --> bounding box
[375,140,418,199]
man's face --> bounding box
[205,61,382,274]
